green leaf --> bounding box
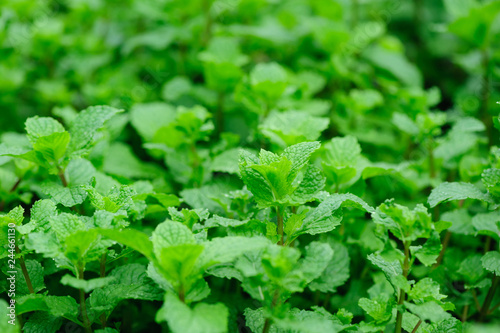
[295,241,333,285]
[199,37,247,92]
[23,311,62,333]
[448,1,500,47]
[41,182,88,207]
[14,259,45,295]
[250,62,288,101]
[472,212,500,240]
[60,275,116,293]
[363,45,422,87]
[27,199,57,231]
[368,254,412,296]
[482,168,500,198]
[283,141,321,182]
[198,236,270,268]
[405,301,451,323]
[32,131,70,167]
[374,201,432,242]
[65,158,96,186]
[259,111,329,147]
[64,229,99,262]
[310,241,350,293]
[0,299,19,332]
[130,102,176,142]
[457,254,486,288]
[428,182,492,207]
[291,165,325,204]
[359,294,393,324]
[152,220,195,256]
[322,136,361,168]
[296,193,372,236]
[239,149,274,207]
[211,148,240,174]
[89,264,163,314]
[16,294,80,322]
[25,117,65,143]
[251,156,293,203]
[481,251,500,275]
[68,105,123,153]
[407,278,448,303]
[158,244,204,288]
[24,232,62,259]
[48,213,86,241]
[441,209,474,235]
[97,228,154,261]
[430,317,463,333]
[156,293,229,333]
[411,231,442,266]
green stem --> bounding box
[99,253,107,328]
[276,206,284,246]
[178,283,185,303]
[411,319,422,333]
[202,0,213,46]
[78,264,92,333]
[428,140,436,179]
[262,289,280,333]
[395,242,410,333]
[15,245,34,294]
[479,275,499,321]
[0,177,22,212]
[58,168,68,187]
[483,236,492,253]
[480,48,493,146]
[351,0,359,29]
[216,91,225,138]
[432,231,451,270]
[461,304,469,323]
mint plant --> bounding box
[2,1,500,333]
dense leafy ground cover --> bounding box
[1,0,500,332]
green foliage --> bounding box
[1,1,500,332]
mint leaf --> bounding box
[156,293,229,333]
[481,251,500,275]
[25,117,65,143]
[428,182,492,207]
[68,105,123,153]
[60,275,116,293]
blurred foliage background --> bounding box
[1,0,500,205]
[1,0,499,131]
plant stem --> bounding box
[428,140,436,179]
[178,283,185,303]
[100,253,107,278]
[471,289,481,311]
[461,305,469,323]
[99,253,107,328]
[58,168,68,187]
[411,319,422,333]
[479,275,499,321]
[216,91,225,138]
[15,245,34,294]
[78,264,92,333]
[480,48,493,146]
[351,0,359,29]
[0,177,23,212]
[395,241,410,333]
[262,290,280,333]
[276,206,284,246]
[433,231,451,269]
[262,319,271,333]
[202,0,213,46]
[483,236,492,253]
